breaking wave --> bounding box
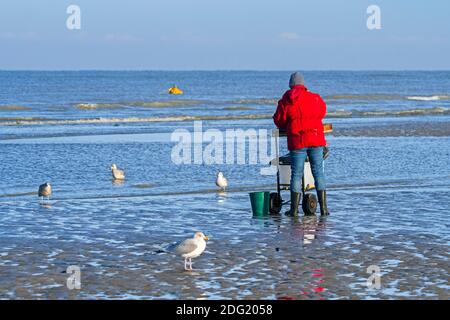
[127,100,204,108]
[222,106,255,111]
[0,114,271,126]
[67,94,450,112]
[75,103,122,110]
[326,110,353,117]
[406,95,450,101]
[76,99,276,109]
[227,95,450,104]
[1,107,449,126]
[217,95,450,103]
[326,94,402,101]
[329,107,449,117]
[228,98,279,105]
[75,100,205,110]
[361,107,449,116]
[0,105,32,111]
[327,94,450,101]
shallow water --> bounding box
[0,133,449,299]
[0,185,448,299]
[1,71,450,128]
[0,71,449,299]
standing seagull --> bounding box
[38,182,52,202]
[111,164,125,180]
[216,171,228,191]
[175,232,209,271]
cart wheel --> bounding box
[269,192,282,214]
[302,193,317,216]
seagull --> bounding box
[175,232,209,271]
[38,182,52,202]
[111,164,125,180]
[216,171,228,191]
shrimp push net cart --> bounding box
[268,124,333,215]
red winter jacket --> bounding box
[273,85,327,150]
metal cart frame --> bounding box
[269,125,332,215]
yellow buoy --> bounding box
[168,85,183,95]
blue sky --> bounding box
[0,0,449,70]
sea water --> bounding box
[0,71,449,299]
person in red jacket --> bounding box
[273,72,329,216]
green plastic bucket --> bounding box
[249,191,270,216]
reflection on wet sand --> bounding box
[301,216,327,245]
[39,203,53,210]
[0,182,448,299]
[216,191,227,203]
[112,179,125,186]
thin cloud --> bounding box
[279,32,300,41]
[103,33,143,43]
[0,32,37,40]
[159,32,224,45]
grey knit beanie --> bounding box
[289,72,305,88]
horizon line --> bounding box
[1,69,450,72]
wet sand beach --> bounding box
[0,71,449,299]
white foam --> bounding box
[407,95,450,101]
[0,114,271,126]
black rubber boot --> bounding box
[285,192,301,217]
[317,190,329,216]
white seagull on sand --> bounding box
[216,171,228,191]
[175,232,209,271]
[38,182,52,201]
[111,164,125,180]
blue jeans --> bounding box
[290,147,326,193]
